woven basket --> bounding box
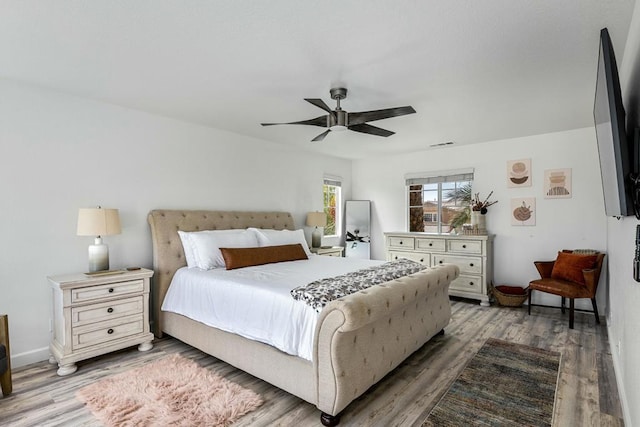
[493,285,529,307]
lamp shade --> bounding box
[306,212,327,228]
[77,208,121,236]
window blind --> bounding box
[405,168,474,186]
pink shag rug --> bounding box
[76,354,263,427]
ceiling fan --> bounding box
[261,88,416,142]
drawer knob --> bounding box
[107,307,114,313]
[399,241,403,245]
[420,258,424,262]
[439,260,443,264]
[462,244,467,248]
[107,328,114,335]
[394,256,398,260]
[429,243,433,246]
[108,288,114,293]
[469,281,475,286]
[469,263,474,267]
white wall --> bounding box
[606,1,640,424]
[0,79,351,367]
[352,128,607,310]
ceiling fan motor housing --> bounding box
[330,110,348,130]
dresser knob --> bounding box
[462,244,467,248]
[469,263,474,267]
[429,243,433,246]
[469,282,475,286]
[395,256,398,260]
[439,260,443,264]
[108,288,114,293]
[107,307,114,313]
[420,259,424,262]
[107,328,114,334]
[399,241,403,245]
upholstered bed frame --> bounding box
[148,209,457,426]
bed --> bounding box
[148,210,458,426]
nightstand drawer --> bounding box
[433,255,482,275]
[449,275,483,294]
[448,239,483,254]
[71,280,144,303]
[72,315,144,350]
[388,236,415,250]
[323,251,342,257]
[71,296,143,327]
[389,251,430,266]
[416,238,446,252]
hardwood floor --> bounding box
[0,300,624,426]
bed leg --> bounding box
[437,329,445,335]
[320,412,340,426]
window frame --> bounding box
[323,178,342,238]
[405,169,474,234]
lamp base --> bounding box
[88,237,109,272]
[311,227,322,249]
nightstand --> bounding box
[48,268,154,376]
[310,246,344,257]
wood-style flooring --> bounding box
[0,300,625,426]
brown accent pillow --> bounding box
[551,252,598,285]
[220,244,308,270]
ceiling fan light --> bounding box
[330,125,347,132]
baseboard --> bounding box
[11,346,50,369]
[607,324,632,426]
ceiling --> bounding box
[0,1,635,159]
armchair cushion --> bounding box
[551,252,598,285]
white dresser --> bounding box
[48,268,154,375]
[384,232,494,306]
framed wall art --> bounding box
[507,159,532,188]
[544,168,571,198]
[511,197,536,226]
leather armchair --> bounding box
[0,314,11,396]
[528,250,605,329]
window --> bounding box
[323,177,342,236]
[406,169,473,233]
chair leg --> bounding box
[561,296,566,314]
[528,289,532,315]
[0,315,10,396]
[569,299,575,329]
[591,298,601,324]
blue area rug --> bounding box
[424,338,560,426]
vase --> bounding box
[470,211,487,234]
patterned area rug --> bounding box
[424,338,560,427]
[76,354,263,427]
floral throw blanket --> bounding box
[291,258,426,312]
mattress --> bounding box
[161,255,382,361]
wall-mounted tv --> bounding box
[593,28,634,217]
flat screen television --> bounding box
[593,27,634,217]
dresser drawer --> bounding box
[71,279,144,303]
[448,239,483,254]
[388,236,415,250]
[416,238,446,252]
[71,296,143,327]
[72,315,144,350]
[388,251,430,266]
[449,275,483,294]
[433,255,482,275]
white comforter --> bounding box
[161,255,382,361]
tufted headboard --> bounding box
[147,209,296,336]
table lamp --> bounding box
[306,211,327,248]
[77,207,121,272]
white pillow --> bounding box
[179,229,259,270]
[250,228,312,257]
[177,230,198,268]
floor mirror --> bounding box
[345,200,371,259]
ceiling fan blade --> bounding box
[348,123,395,137]
[261,115,329,128]
[347,106,416,126]
[311,129,331,142]
[304,98,334,114]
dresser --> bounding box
[385,233,494,306]
[48,268,154,376]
